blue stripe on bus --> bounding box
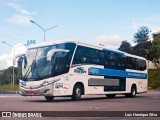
[88,67,147,79]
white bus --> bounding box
[19,40,148,101]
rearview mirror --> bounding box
[47,49,69,61]
[14,54,25,65]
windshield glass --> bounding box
[22,43,76,81]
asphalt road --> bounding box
[0,90,160,120]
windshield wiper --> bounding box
[23,65,32,81]
[21,49,39,81]
[22,59,38,81]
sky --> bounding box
[0,0,160,70]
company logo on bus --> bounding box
[88,67,99,75]
[74,67,86,73]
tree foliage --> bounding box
[152,32,160,39]
[133,26,151,43]
[0,67,20,85]
[132,41,152,60]
[118,26,160,69]
[150,36,160,68]
[118,40,132,53]
[118,31,160,68]
[118,40,152,60]
[129,26,152,60]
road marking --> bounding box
[151,97,160,99]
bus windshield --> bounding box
[21,43,76,81]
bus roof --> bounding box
[29,39,103,49]
[28,39,146,60]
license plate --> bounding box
[28,92,35,96]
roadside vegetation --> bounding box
[0,67,20,91]
[0,84,19,91]
[148,69,160,89]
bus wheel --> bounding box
[72,84,82,101]
[45,96,54,101]
[106,94,116,98]
[125,85,137,97]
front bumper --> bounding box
[19,84,53,96]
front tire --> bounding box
[45,96,54,101]
[72,84,82,101]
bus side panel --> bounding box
[104,77,126,91]
[67,74,105,95]
[125,78,147,94]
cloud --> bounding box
[0,43,26,70]
[132,15,160,34]
[147,15,160,24]
[0,55,12,70]
[132,18,140,32]
[5,2,37,25]
[6,14,32,25]
[93,34,123,49]
[146,16,160,33]
[7,3,29,15]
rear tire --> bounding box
[45,96,54,101]
[72,84,82,101]
[125,85,137,97]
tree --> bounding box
[131,26,152,60]
[133,26,151,43]
[0,67,20,85]
[132,41,152,60]
[150,36,160,68]
[152,32,160,39]
[118,40,132,53]
[0,67,13,85]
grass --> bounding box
[148,69,160,89]
[0,84,19,91]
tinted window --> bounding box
[103,50,146,71]
[73,46,104,65]
[104,51,125,70]
[73,46,146,71]
[125,56,146,71]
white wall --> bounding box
[148,61,159,69]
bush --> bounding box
[148,69,160,88]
